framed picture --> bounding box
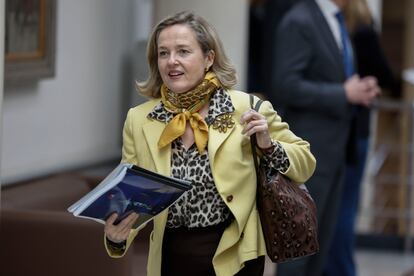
[4,0,56,83]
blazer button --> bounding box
[226,195,234,202]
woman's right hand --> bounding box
[104,212,139,243]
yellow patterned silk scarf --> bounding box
[158,72,221,153]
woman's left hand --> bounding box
[240,109,272,150]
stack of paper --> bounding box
[68,163,192,229]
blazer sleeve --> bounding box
[121,109,138,165]
[259,99,316,183]
[104,108,142,258]
[272,14,348,118]
[104,228,139,258]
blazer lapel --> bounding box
[142,120,171,176]
[208,123,236,170]
[310,0,344,76]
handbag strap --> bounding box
[249,94,263,171]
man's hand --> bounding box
[344,74,381,106]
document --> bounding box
[68,163,192,229]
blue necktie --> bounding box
[335,11,354,78]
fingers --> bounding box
[349,74,360,82]
[362,76,378,86]
[118,212,139,231]
[240,110,267,134]
[362,77,381,106]
[240,109,265,124]
[361,76,380,93]
[106,212,118,225]
[361,88,380,107]
[116,214,137,239]
[345,74,381,106]
[126,213,139,231]
[105,212,139,243]
[242,119,268,136]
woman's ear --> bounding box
[206,50,215,70]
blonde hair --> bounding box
[136,11,237,98]
[344,0,374,33]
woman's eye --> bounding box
[158,51,168,57]
[179,49,190,55]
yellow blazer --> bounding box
[105,90,316,276]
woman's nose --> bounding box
[168,53,178,65]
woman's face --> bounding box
[157,24,214,94]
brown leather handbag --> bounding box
[249,95,319,263]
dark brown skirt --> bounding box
[161,221,264,276]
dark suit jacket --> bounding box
[270,0,353,174]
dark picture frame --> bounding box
[4,0,56,83]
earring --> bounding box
[205,67,209,72]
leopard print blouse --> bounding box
[147,89,290,228]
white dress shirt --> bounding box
[316,0,355,73]
[315,0,343,50]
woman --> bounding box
[104,11,316,276]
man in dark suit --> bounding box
[270,0,380,275]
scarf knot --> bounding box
[157,72,221,153]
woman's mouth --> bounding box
[168,71,184,79]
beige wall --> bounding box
[0,0,248,185]
[1,0,136,184]
[153,0,249,90]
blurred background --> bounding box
[0,0,413,275]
